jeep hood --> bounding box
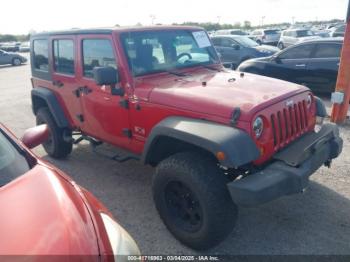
[143,70,309,121]
[0,164,99,256]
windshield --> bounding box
[297,30,314,37]
[0,130,30,186]
[121,30,220,77]
[233,37,259,47]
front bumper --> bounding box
[227,124,343,207]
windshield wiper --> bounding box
[165,70,188,77]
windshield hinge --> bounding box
[230,107,241,126]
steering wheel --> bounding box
[176,53,192,62]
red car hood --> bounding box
[141,70,309,121]
[0,164,99,257]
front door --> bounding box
[77,35,131,148]
[268,43,315,85]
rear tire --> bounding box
[152,152,238,250]
[12,58,21,66]
[36,107,72,158]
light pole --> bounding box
[261,16,266,26]
[217,16,221,24]
[150,14,156,25]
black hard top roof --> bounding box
[31,25,203,38]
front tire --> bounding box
[278,42,284,50]
[36,107,72,158]
[12,58,21,66]
[152,152,238,250]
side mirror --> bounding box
[232,44,241,50]
[93,67,124,96]
[21,124,49,149]
[274,56,282,64]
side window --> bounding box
[221,38,234,47]
[211,38,221,46]
[33,39,49,71]
[313,43,342,58]
[82,39,117,78]
[279,44,314,59]
[53,39,75,75]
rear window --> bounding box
[33,39,49,71]
[0,131,30,186]
[53,39,75,75]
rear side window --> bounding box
[313,43,342,58]
[279,44,314,59]
[82,39,117,78]
[53,39,75,75]
[33,39,49,71]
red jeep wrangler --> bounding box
[30,26,343,250]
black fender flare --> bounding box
[31,87,69,128]
[315,96,327,117]
[142,117,260,168]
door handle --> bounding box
[295,64,306,67]
[52,80,64,87]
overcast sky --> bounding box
[0,0,348,34]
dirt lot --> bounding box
[0,54,350,255]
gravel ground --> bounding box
[0,55,349,255]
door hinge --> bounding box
[119,99,129,109]
[76,114,84,122]
[122,128,132,138]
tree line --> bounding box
[173,19,344,31]
[0,34,30,43]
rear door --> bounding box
[76,34,131,147]
[306,42,342,93]
[267,43,315,85]
[50,36,83,129]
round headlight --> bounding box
[253,116,264,139]
[307,94,312,109]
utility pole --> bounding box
[261,16,266,26]
[331,0,350,123]
[150,14,156,25]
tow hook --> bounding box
[324,160,332,168]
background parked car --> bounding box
[211,35,279,68]
[0,42,21,52]
[0,123,141,257]
[249,29,281,45]
[237,38,343,93]
[278,29,321,49]
[214,29,249,36]
[0,49,27,66]
[19,42,30,52]
[330,24,346,37]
